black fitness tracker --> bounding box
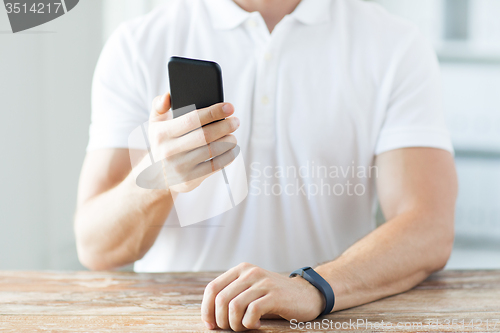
[289,266,335,317]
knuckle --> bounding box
[209,106,216,121]
[183,114,197,129]
[238,262,252,270]
[228,299,240,314]
[215,293,226,307]
[259,277,274,289]
[247,266,262,277]
[205,282,217,296]
[247,301,259,315]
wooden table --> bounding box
[0,270,499,332]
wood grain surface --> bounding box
[0,270,499,332]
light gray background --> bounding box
[0,0,102,269]
[0,0,499,270]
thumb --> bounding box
[150,93,172,121]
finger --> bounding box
[162,135,236,181]
[197,103,234,126]
[162,108,203,138]
[150,93,172,121]
[162,117,239,157]
[166,147,237,188]
[228,287,267,331]
[242,295,275,330]
[182,135,236,168]
[187,148,237,183]
[202,117,240,144]
[166,103,234,138]
[161,137,237,187]
[215,279,252,330]
[201,266,242,329]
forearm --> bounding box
[315,209,454,311]
[75,171,173,270]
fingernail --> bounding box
[234,117,240,127]
[255,320,261,329]
[222,104,233,114]
[204,321,214,330]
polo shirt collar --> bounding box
[290,0,332,26]
[204,0,251,30]
[204,0,332,30]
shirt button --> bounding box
[264,52,273,61]
[247,19,258,28]
[261,96,270,105]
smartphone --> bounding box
[168,56,224,118]
[167,56,236,206]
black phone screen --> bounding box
[168,56,224,118]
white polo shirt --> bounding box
[89,0,453,272]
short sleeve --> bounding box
[375,31,454,155]
[87,24,150,151]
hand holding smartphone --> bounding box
[144,56,239,198]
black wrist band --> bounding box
[289,266,335,317]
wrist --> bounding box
[315,264,351,312]
[290,266,335,317]
[291,274,326,317]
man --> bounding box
[75,0,457,331]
